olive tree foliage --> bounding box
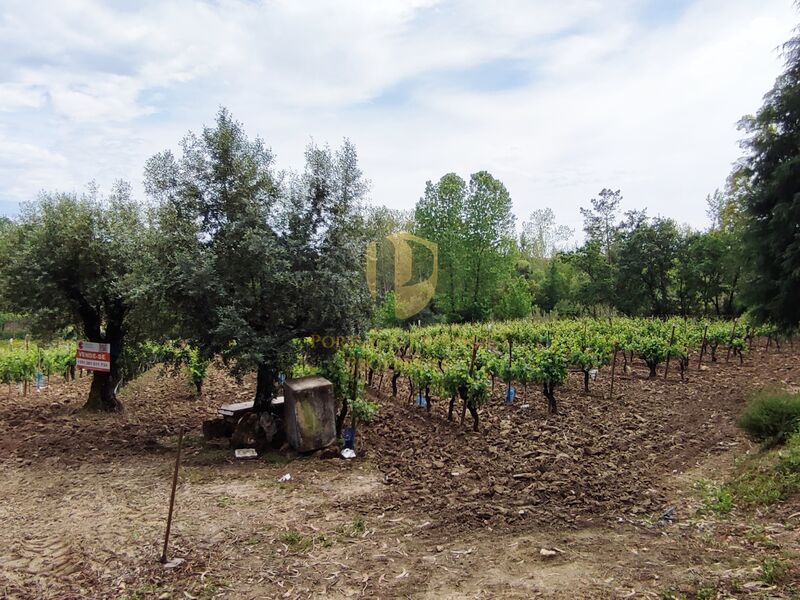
[143,109,372,410]
[0,183,146,411]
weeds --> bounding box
[336,516,367,537]
[760,557,789,585]
[695,480,733,514]
[737,388,800,445]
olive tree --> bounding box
[0,183,145,411]
[144,109,372,411]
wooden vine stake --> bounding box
[663,324,676,380]
[697,324,708,370]
[507,339,513,400]
[609,343,619,399]
[725,319,738,363]
[461,337,479,426]
[160,427,185,564]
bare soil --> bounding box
[0,349,798,599]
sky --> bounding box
[0,0,796,236]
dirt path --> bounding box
[0,349,798,598]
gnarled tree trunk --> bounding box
[81,298,125,412]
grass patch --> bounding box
[695,480,733,514]
[695,586,717,600]
[737,388,800,445]
[760,557,789,585]
[725,433,800,506]
[336,516,367,537]
[279,530,311,550]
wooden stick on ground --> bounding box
[160,427,185,564]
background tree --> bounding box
[414,173,466,316]
[580,188,622,260]
[520,208,574,260]
[144,109,371,411]
[460,171,516,321]
[363,205,414,303]
[493,276,532,320]
[737,30,800,328]
[0,183,145,411]
[566,241,615,314]
[615,217,680,316]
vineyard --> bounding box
[316,317,779,434]
[0,339,209,397]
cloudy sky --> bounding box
[0,0,796,235]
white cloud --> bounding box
[0,0,796,232]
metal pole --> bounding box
[160,427,184,563]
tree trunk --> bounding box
[80,298,126,412]
[391,372,400,396]
[254,363,276,413]
[583,370,590,393]
[448,395,456,421]
[467,401,479,432]
[543,383,557,414]
[85,370,122,412]
[647,362,657,378]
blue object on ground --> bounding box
[506,386,516,404]
[343,427,355,449]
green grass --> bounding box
[336,516,367,537]
[695,480,733,514]
[760,557,789,585]
[695,586,717,600]
[279,530,313,551]
[726,433,800,506]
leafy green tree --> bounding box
[144,109,371,410]
[615,217,680,316]
[565,241,615,313]
[0,183,145,411]
[414,171,515,322]
[363,205,414,302]
[461,171,516,320]
[737,31,800,328]
[493,276,532,320]
[414,173,466,316]
[536,259,565,313]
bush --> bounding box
[737,388,800,444]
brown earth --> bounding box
[0,348,798,599]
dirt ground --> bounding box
[0,347,799,599]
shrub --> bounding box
[737,388,800,445]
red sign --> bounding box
[76,341,111,372]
